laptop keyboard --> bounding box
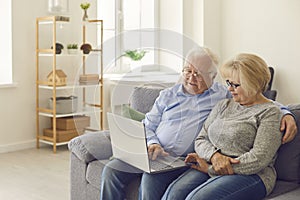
[149,160,174,170]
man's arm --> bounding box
[280,114,298,144]
[273,101,298,144]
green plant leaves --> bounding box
[124,50,147,61]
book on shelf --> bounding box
[55,16,70,22]
[79,74,99,85]
[79,74,99,81]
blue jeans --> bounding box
[100,158,189,200]
[139,166,189,200]
[100,159,143,200]
[162,169,266,200]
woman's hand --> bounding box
[210,152,240,175]
[147,144,169,160]
[185,153,209,173]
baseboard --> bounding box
[0,139,36,154]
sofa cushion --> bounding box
[266,181,300,199]
[266,187,300,200]
[274,104,300,183]
[86,159,110,190]
[86,159,141,200]
[129,86,164,114]
[121,104,145,121]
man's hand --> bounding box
[210,152,239,175]
[147,144,169,160]
[281,114,298,144]
[185,153,209,173]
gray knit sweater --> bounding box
[195,98,282,195]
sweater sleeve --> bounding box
[194,100,227,161]
[231,107,282,175]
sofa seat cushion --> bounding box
[266,181,300,199]
[274,105,300,183]
[86,159,110,190]
[266,186,300,200]
[86,159,141,200]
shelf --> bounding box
[37,16,70,25]
[38,107,102,118]
[39,139,69,146]
[83,19,103,25]
[38,50,101,56]
[36,16,103,153]
[38,82,102,90]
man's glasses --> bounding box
[226,80,240,89]
[182,68,203,79]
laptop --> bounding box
[107,112,187,173]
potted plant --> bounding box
[123,49,147,72]
[80,2,91,21]
[67,43,78,54]
[124,49,147,61]
[80,43,92,54]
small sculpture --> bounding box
[80,43,92,54]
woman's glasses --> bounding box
[226,80,240,89]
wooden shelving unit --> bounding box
[35,16,103,153]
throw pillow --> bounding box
[121,104,145,122]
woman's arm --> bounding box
[194,100,227,161]
[231,108,282,175]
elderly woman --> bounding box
[162,53,283,200]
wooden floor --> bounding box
[0,145,70,200]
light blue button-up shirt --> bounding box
[144,82,231,156]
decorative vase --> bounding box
[67,49,78,54]
[82,9,88,21]
[130,60,142,72]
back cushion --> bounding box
[129,86,164,114]
[274,104,300,183]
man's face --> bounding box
[182,65,211,95]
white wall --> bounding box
[0,0,97,153]
[0,0,46,153]
[158,0,184,72]
[219,0,300,104]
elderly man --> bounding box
[100,47,297,200]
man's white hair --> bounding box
[183,47,218,80]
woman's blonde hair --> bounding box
[220,53,271,96]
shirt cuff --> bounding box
[147,138,160,146]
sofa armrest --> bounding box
[68,131,112,163]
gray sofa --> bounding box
[68,86,300,200]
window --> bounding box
[0,0,12,84]
[97,0,157,72]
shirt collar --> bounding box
[176,82,218,97]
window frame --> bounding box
[97,0,158,73]
[0,0,13,86]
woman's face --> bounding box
[182,65,210,95]
[226,79,257,106]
